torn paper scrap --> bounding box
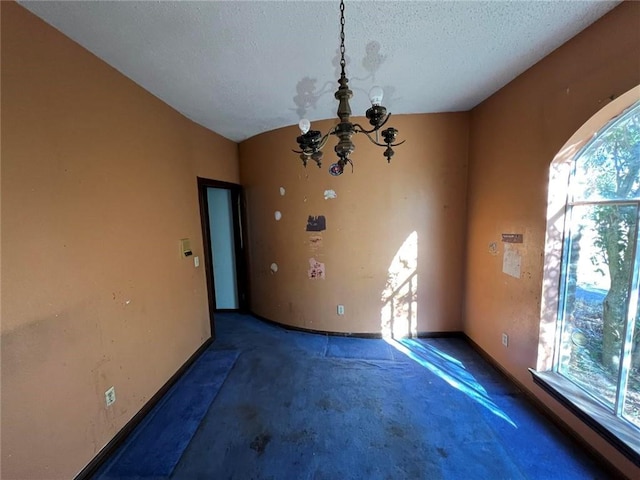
[308,258,325,279]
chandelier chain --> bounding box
[339,0,346,74]
[293,0,404,175]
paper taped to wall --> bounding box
[502,247,521,278]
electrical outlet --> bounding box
[337,304,345,315]
[502,333,509,347]
[105,386,116,407]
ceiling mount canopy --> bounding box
[293,0,405,176]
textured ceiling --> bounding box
[19,0,620,142]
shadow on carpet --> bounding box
[92,348,238,480]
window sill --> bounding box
[529,369,640,466]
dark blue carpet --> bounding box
[93,349,238,479]
[326,335,396,360]
[95,313,613,479]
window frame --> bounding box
[533,86,640,466]
[555,200,640,415]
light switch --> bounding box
[180,238,192,258]
[194,256,200,268]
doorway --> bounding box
[197,178,247,335]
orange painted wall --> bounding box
[464,2,640,477]
[240,113,469,335]
[3,0,640,477]
[1,3,239,479]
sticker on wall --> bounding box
[324,189,337,200]
[308,258,325,279]
[501,233,524,244]
[275,211,282,221]
[279,186,286,196]
[270,263,279,274]
[488,242,499,256]
[306,215,326,232]
[308,234,323,252]
[502,245,521,279]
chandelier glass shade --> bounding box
[293,0,404,176]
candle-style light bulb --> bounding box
[299,118,311,134]
[368,86,384,106]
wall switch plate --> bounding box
[337,305,345,315]
[105,386,116,407]
[179,238,192,258]
[502,333,509,347]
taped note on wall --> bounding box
[502,246,521,279]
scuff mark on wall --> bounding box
[308,258,325,279]
[488,242,499,256]
[324,189,337,200]
[306,215,326,232]
[308,234,323,252]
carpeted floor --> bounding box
[95,313,613,479]
[94,349,239,479]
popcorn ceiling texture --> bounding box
[19,0,618,142]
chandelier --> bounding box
[293,0,404,176]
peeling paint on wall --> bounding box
[308,234,323,252]
[274,211,282,221]
[502,245,521,278]
[279,186,286,196]
[324,189,337,200]
[270,263,278,274]
[488,242,499,256]
[306,215,326,232]
[308,258,325,279]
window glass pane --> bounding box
[571,105,640,202]
[558,204,638,409]
[623,299,640,428]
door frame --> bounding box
[197,177,248,335]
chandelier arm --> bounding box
[317,128,336,150]
[373,112,391,130]
[293,126,337,155]
[352,114,391,135]
[361,131,397,148]
[352,123,371,134]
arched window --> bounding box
[535,87,640,459]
